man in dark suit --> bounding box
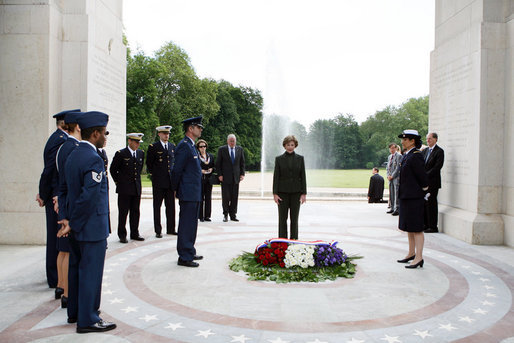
[216,134,245,222]
[172,117,204,267]
[37,109,79,289]
[368,167,385,203]
[146,125,176,237]
[57,111,116,333]
[423,132,444,233]
[110,133,145,243]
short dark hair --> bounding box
[373,167,379,172]
[429,132,438,140]
[81,126,104,140]
[388,143,396,148]
[282,135,299,147]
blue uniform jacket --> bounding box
[56,136,80,221]
[64,142,110,242]
[398,149,429,200]
[171,137,202,202]
[39,129,67,202]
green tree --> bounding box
[333,114,362,169]
[126,51,161,152]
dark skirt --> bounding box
[56,236,70,252]
[398,198,425,232]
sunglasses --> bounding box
[198,145,207,148]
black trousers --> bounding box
[45,203,58,288]
[152,187,175,234]
[200,180,212,220]
[424,187,439,230]
[221,182,239,218]
[117,193,141,239]
[277,192,301,240]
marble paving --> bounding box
[1,199,513,342]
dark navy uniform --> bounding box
[146,140,176,235]
[39,110,77,287]
[172,136,202,262]
[65,112,111,330]
[97,148,111,233]
[110,147,144,240]
[57,135,81,252]
[398,149,429,232]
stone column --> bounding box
[0,0,125,244]
[430,0,513,245]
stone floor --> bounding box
[1,199,513,342]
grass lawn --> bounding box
[304,169,388,188]
[141,169,389,189]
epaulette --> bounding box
[118,150,122,153]
[413,150,421,154]
[149,144,153,147]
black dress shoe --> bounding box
[397,255,415,263]
[405,259,424,269]
[199,218,204,222]
[119,238,128,243]
[131,236,145,241]
[61,296,68,308]
[230,217,239,222]
[424,228,438,233]
[223,215,228,222]
[386,210,394,214]
[167,231,178,236]
[193,255,203,260]
[156,233,162,238]
[55,287,64,299]
[68,317,77,324]
[391,211,399,216]
[204,218,211,222]
[76,320,117,333]
[177,259,199,267]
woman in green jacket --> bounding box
[273,135,307,240]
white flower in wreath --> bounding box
[284,244,315,268]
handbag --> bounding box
[208,173,220,185]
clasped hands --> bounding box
[57,219,71,238]
[273,194,306,205]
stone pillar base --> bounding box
[439,205,504,245]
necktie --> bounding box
[425,148,432,162]
[230,147,235,164]
[133,152,136,159]
[164,143,168,151]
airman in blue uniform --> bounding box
[172,116,204,267]
[57,111,116,333]
[37,109,79,289]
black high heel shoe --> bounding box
[397,255,415,263]
[61,296,68,308]
[55,287,64,299]
[405,259,424,269]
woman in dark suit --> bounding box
[197,139,215,222]
[272,135,307,240]
[396,129,429,269]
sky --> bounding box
[123,0,435,128]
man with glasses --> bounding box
[57,111,116,333]
[146,126,176,238]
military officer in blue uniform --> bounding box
[55,110,83,308]
[110,133,145,243]
[146,125,176,237]
[37,109,79,289]
[57,111,116,333]
[172,117,204,267]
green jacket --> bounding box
[272,152,307,194]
